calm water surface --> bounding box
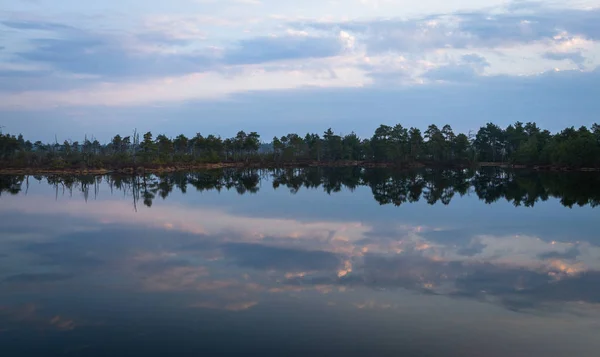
[1,168,600,356]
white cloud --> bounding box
[339,30,356,50]
[193,0,262,4]
[0,65,371,108]
[358,0,392,9]
[285,29,309,37]
[233,0,263,5]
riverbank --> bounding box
[0,161,426,175]
[478,162,600,172]
[0,161,598,175]
[0,162,244,175]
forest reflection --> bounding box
[1,167,600,208]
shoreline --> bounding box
[0,161,599,175]
[0,161,413,175]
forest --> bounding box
[2,167,600,208]
[1,121,600,171]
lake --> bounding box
[1,168,600,356]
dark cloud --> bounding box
[3,20,344,86]
[135,32,195,46]
[1,20,76,32]
[522,271,600,304]
[15,37,211,78]
[22,240,108,269]
[0,69,51,78]
[301,17,472,53]
[0,212,102,238]
[5,219,193,273]
[293,6,600,53]
[367,70,408,82]
[4,20,213,79]
[537,247,580,261]
[461,54,490,67]
[223,35,343,65]
[542,51,586,66]
[222,243,341,271]
[136,259,193,274]
[453,264,551,297]
[455,12,556,46]
[419,229,474,247]
[285,252,600,312]
[506,0,547,12]
[2,273,73,283]
[0,70,97,92]
[422,64,481,82]
[456,240,487,257]
[358,254,458,290]
[360,225,413,241]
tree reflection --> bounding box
[0,175,25,196]
[3,167,600,208]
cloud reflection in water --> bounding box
[1,170,600,356]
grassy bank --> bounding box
[2,160,599,175]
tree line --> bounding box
[3,167,600,208]
[1,122,600,169]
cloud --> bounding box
[461,53,490,67]
[538,247,581,261]
[0,64,369,108]
[189,300,258,311]
[222,243,342,272]
[293,6,600,53]
[1,19,241,83]
[233,0,262,5]
[1,2,599,138]
[423,64,481,82]
[283,251,600,311]
[138,14,237,42]
[223,35,344,65]
[542,51,586,66]
[3,177,600,317]
[4,18,351,78]
[0,70,97,92]
[2,273,73,283]
[521,271,600,305]
[0,303,77,332]
[49,315,75,330]
[422,54,489,82]
[456,239,487,256]
[402,53,487,83]
[194,0,262,4]
[11,33,213,78]
[0,18,351,92]
[1,20,76,31]
[2,65,599,142]
[140,265,210,292]
[136,259,194,274]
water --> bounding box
[1,168,600,356]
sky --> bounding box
[1,0,600,142]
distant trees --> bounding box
[1,121,600,170]
[474,123,505,162]
[424,124,446,162]
[0,133,20,160]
